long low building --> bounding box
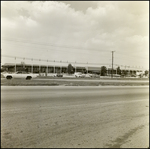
[1,62,144,76]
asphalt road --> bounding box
[1,86,149,148]
[35,77,149,82]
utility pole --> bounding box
[111,51,115,78]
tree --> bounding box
[20,62,26,71]
[145,70,149,76]
[1,66,6,72]
[122,70,128,76]
[101,66,107,76]
[117,66,121,75]
[67,64,74,74]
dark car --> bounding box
[131,74,136,77]
[56,73,63,77]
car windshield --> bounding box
[16,71,22,74]
[16,71,28,74]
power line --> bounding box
[1,54,146,69]
[1,54,109,65]
[2,38,148,60]
[2,39,112,59]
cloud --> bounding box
[1,1,149,69]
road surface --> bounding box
[1,86,149,148]
[35,78,149,82]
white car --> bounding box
[3,71,38,80]
[74,72,85,78]
[85,73,93,78]
[47,73,57,77]
[113,74,121,77]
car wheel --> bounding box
[6,76,12,79]
[26,76,32,80]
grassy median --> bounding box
[1,76,149,86]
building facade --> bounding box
[1,62,144,76]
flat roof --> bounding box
[87,67,101,71]
[2,63,145,71]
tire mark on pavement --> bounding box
[105,124,145,148]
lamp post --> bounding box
[23,57,25,71]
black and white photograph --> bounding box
[1,1,149,148]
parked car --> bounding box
[47,73,63,77]
[113,74,121,77]
[131,74,136,77]
[90,74,100,78]
[47,73,57,77]
[85,73,93,78]
[74,72,85,78]
[3,71,38,80]
[56,73,63,77]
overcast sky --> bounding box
[1,1,149,69]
